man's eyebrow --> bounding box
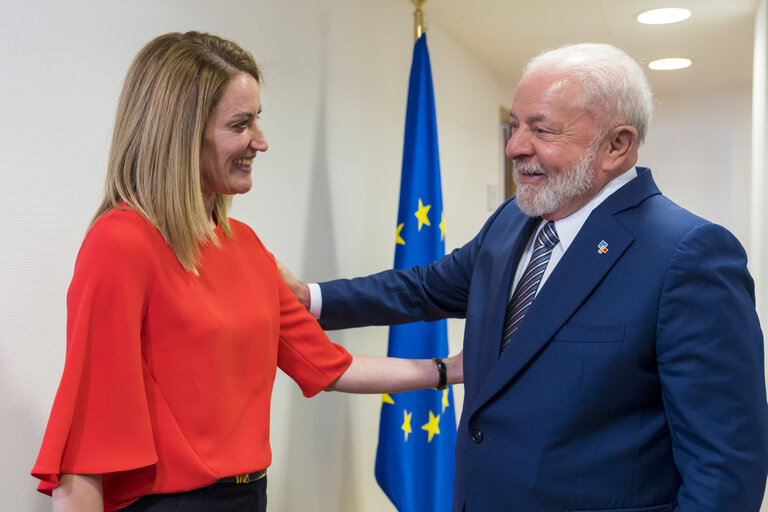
[510,112,547,124]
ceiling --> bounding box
[421,0,759,96]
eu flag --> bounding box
[374,34,456,511]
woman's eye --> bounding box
[234,121,248,129]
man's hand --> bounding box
[277,260,311,310]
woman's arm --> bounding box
[326,352,462,393]
[52,474,103,512]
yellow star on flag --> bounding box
[414,199,431,231]
[439,211,445,241]
[421,410,441,442]
[441,388,450,413]
[402,409,413,441]
[395,223,405,246]
[382,393,395,404]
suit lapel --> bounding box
[469,214,632,418]
[470,214,539,383]
[467,168,662,419]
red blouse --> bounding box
[31,207,352,511]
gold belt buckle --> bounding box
[234,470,266,484]
[234,474,251,484]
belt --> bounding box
[215,469,267,485]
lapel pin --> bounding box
[597,240,608,254]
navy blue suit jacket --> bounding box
[319,168,768,512]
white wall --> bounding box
[0,1,504,511]
[754,0,768,326]
[1,1,763,511]
[642,85,753,249]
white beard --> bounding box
[513,145,597,218]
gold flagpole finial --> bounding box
[413,0,427,42]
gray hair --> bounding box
[524,43,653,144]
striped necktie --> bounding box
[500,222,559,354]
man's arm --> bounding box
[277,198,517,328]
[277,249,475,326]
[656,223,768,511]
[316,250,475,330]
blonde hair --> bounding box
[92,31,261,272]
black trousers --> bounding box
[118,476,267,512]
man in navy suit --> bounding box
[282,43,768,511]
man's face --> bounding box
[506,70,610,220]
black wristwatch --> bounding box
[433,357,447,390]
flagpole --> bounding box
[375,11,456,511]
[413,0,427,42]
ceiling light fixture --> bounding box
[637,7,691,25]
[648,58,692,70]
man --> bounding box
[282,43,768,511]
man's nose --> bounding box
[505,127,532,160]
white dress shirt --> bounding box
[509,166,637,299]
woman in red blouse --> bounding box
[32,31,462,512]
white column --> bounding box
[753,1,768,338]
[753,4,768,511]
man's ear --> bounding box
[602,125,638,172]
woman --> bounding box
[31,31,461,512]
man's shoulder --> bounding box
[617,192,738,253]
[638,192,708,226]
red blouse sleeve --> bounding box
[276,274,353,397]
[32,211,159,493]
[239,232,350,398]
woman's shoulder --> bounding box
[226,217,273,259]
[227,216,252,232]
[92,205,151,229]
[227,217,263,244]
[81,207,159,263]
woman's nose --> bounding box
[251,125,269,152]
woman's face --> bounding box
[200,72,269,200]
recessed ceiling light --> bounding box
[648,58,692,70]
[637,8,691,25]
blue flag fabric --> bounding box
[374,34,456,512]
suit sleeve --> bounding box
[656,223,768,511]
[318,200,512,330]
